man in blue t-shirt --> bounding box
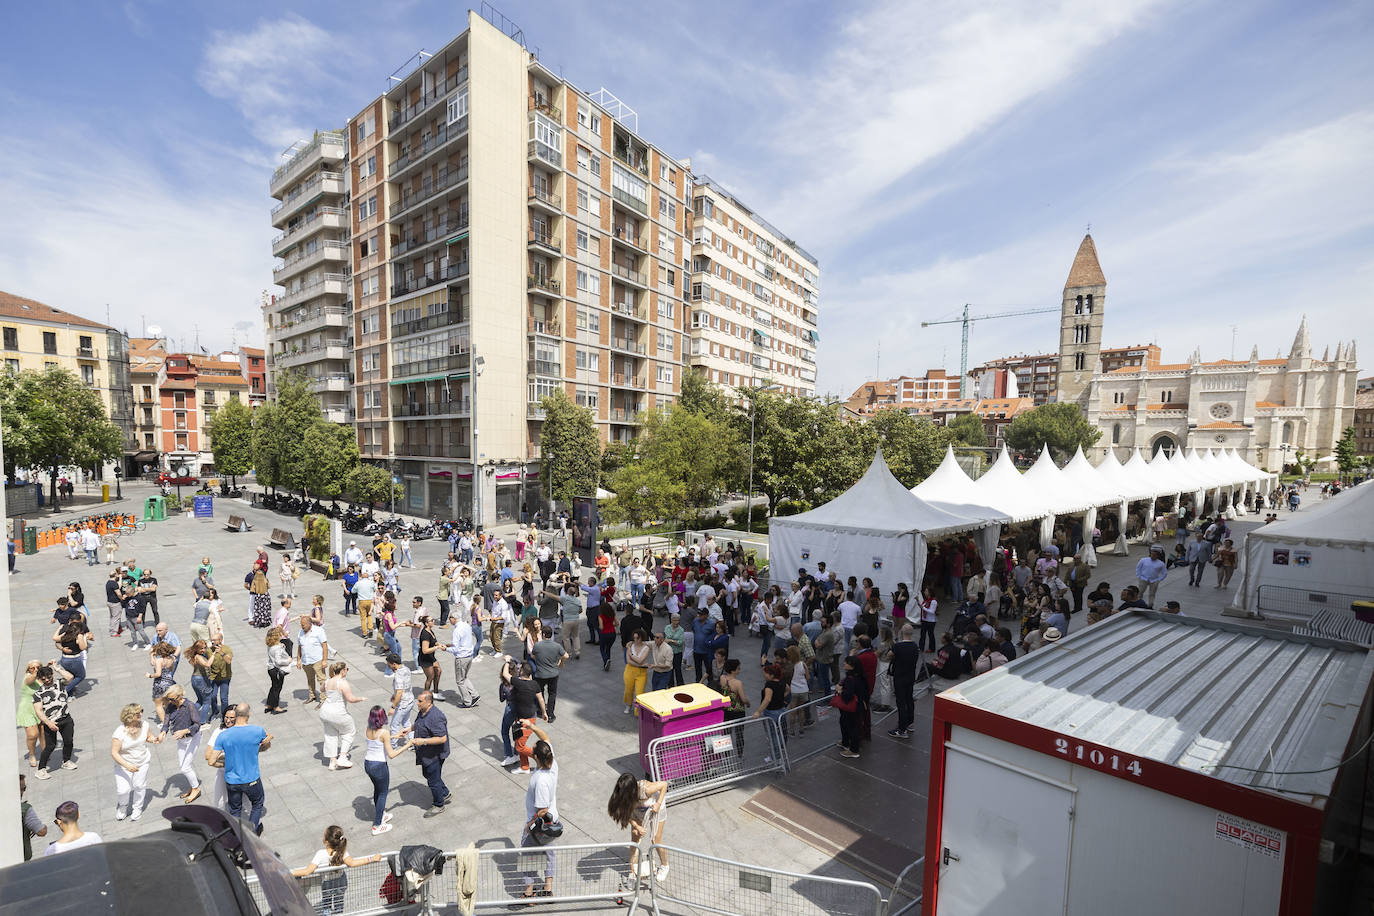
[210,703,273,834]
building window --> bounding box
[575,387,599,409]
[575,349,600,372]
[356,115,374,143]
[1162,390,1173,404]
[1086,294,1094,314]
[42,331,57,354]
[447,88,468,125]
[1074,352,1085,371]
[173,392,186,408]
[80,365,94,385]
[1,327,16,350]
[657,365,674,384]
[1112,423,1120,444]
[175,433,188,450]
[1074,295,1084,315]
[143,433,154,448]
[4,359,16,373]
[576,102,601,136]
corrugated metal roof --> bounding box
[944,611,1374,803]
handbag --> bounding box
[379,873,404,905]
[829,692,857,713]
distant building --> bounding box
[1358,376,1374,391]
[904,396,1035,447]
[1355,389,1374,459]
[844,369,961,415]
[130,337,166,474]
[157,353,250,476]
[974,367,1018,399]
[970,342,1159,406]
[0,291,135,476]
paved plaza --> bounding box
[9,479,1303,897]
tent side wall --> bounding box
[1231,529,1373,619]
[768,519,919,595]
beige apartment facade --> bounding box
[688,178,819,397]
[266,129,354,423]
[334,10,691,523]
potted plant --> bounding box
[164,494,183,514]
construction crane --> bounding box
[921,303,1060,398]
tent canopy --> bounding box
[911,446,1012,524]
[1242,482,1374,547]
[972,446,1054,524]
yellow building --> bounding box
[0,291,136,473]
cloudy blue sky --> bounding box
[1,0,1370,395]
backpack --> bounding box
[1205,524,1222,544]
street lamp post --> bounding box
[746,384,780,533]
[547,451,554,530]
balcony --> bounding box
[390,118,469,181]
[275,307,351,338]
[271,207,348,256]
[611,372,646,389]
[800,351,815,364]
[610,407,639,423]
[611,224,648,252]
[528,228,561,254]
[612,145,650,177]
[391,308,469,339]
[529,95,561,121]
[270,171,345,227]
[528,357,562,377]
[528,186,561,213]
[802,310,817,325]
[270,130,347,198]
[391,352,470,381]
[613,264,651,290]
[392,398,470,418]
[274,240,349,283]
[277,273,349,308]
[392,209,469,258]
[527,139,562,169]
[310,375,352,393]
[391,262,470,300]
[610,300,646,322]
[527,274,561,296]
[393,443,472,459]
[274,344,349,369]
[389,165,469,221]
[611,187,648,216]
[611,336,646,355]
[76,346,97,360]
[528,317,562,337]
[388,69,468,133]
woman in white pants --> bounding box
[319,661,367,769]
[110,703,162,820]
[279,554,297,600]
[159,685,203,802]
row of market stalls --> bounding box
[768,444,1276,595]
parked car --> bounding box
[156,472,199,486]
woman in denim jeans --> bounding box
[752,662,789,762]
[186,640,214,721]
[361,706,411,836]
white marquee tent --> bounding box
[1230,482,1374,619]
[768,450,994,594]
[911,447,1011,566]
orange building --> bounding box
[156,353,249,476]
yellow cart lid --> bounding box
[636,683,728,717]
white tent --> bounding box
[1021,445,1107,548]
[768,450,987,594]
[912,446,1011,567]
[1229,483,1374,619]
[972,446,1054,525]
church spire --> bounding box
[1064,234,1106,288]
[1289,315,1311,359]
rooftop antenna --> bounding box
[1230,324,1238,360]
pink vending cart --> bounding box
[636,684,728,777]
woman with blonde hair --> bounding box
[110,702,162,820]
[17,660,44,767]
[265,627,293,714]
[319,661,367,770]
[246,565,272,628]
[159,684,202,803]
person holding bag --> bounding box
[831,656,869,759]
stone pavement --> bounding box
[9,481,857,884]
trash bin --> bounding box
[636,683,729,777]
[22,526,38,556]
[101,483,110,503]
[144,495,166,521]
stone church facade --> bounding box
[1054,235,1359,471]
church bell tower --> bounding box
[1056,234,1106,407]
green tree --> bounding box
[205,397,254,485]
[538,388,600,505]
[603,462,685,527]
[856,408,953,488]
[252,371,323,493]
[301,421,359,498]
[745,391,861,515]
[679,369,732,417]
[638,407,741,510]
[0,366,123,506]
[1004,402,1101,462]
[945,412,988,450]
[600,439,638,479]
[1335,426,1358,475]
[345,463,404,507]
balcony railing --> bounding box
[528,139,562,168]
[528,186,561,210]
[610,300,644,321]
[271,207,347,249]
[611,338,647,356]
[391,352,471,380]
[389,165,469,220]
[273,240,349,279]
[609,407,637,422]
[277,273,349,308]
[76,346,96,359]
[611,187,648,216]
[270,171,343,218]
[612,225,647,251]
[528,359,561,377]
[391,262,469,299]
[528,229,560,252]
[391,308,469,339]
[392,398,470,418]
[392,209,469,257]
[528,317,562,336]
[611,372,646,388]
[610,263,648,287]
[393,443,472,459]
[527,275,561,295]
[388,68,468,132]
[390,117,468,177]
[529,95,561,120]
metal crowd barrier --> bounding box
[245,855,395,915]
[647,844,885,916]
[1257,584,1371,620]
[647,715,788,803]
[884,857,925,916]
[470,842,640,911]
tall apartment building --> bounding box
[688,178,819,396]
[334,10,691,524]
[130,337,166,472]
[0,291,135,474]
[266,129,354,423]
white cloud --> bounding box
[0,125,270,353]
[815,111,1374,396]
[197,14,344,149]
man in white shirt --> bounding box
[343,541,364,568]
[44,801,102,856]
[522,740,560,895]
[837,594,861,654]
[695,581,716,612]
[80,526,101,566]
[721,576,739,634]
[445,621,479,707]
[387,653,416,734]
[359,553,380,579]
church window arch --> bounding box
[1074,295,1084,315]
[1085,294,1094,314]
[1112,423,1121,444]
